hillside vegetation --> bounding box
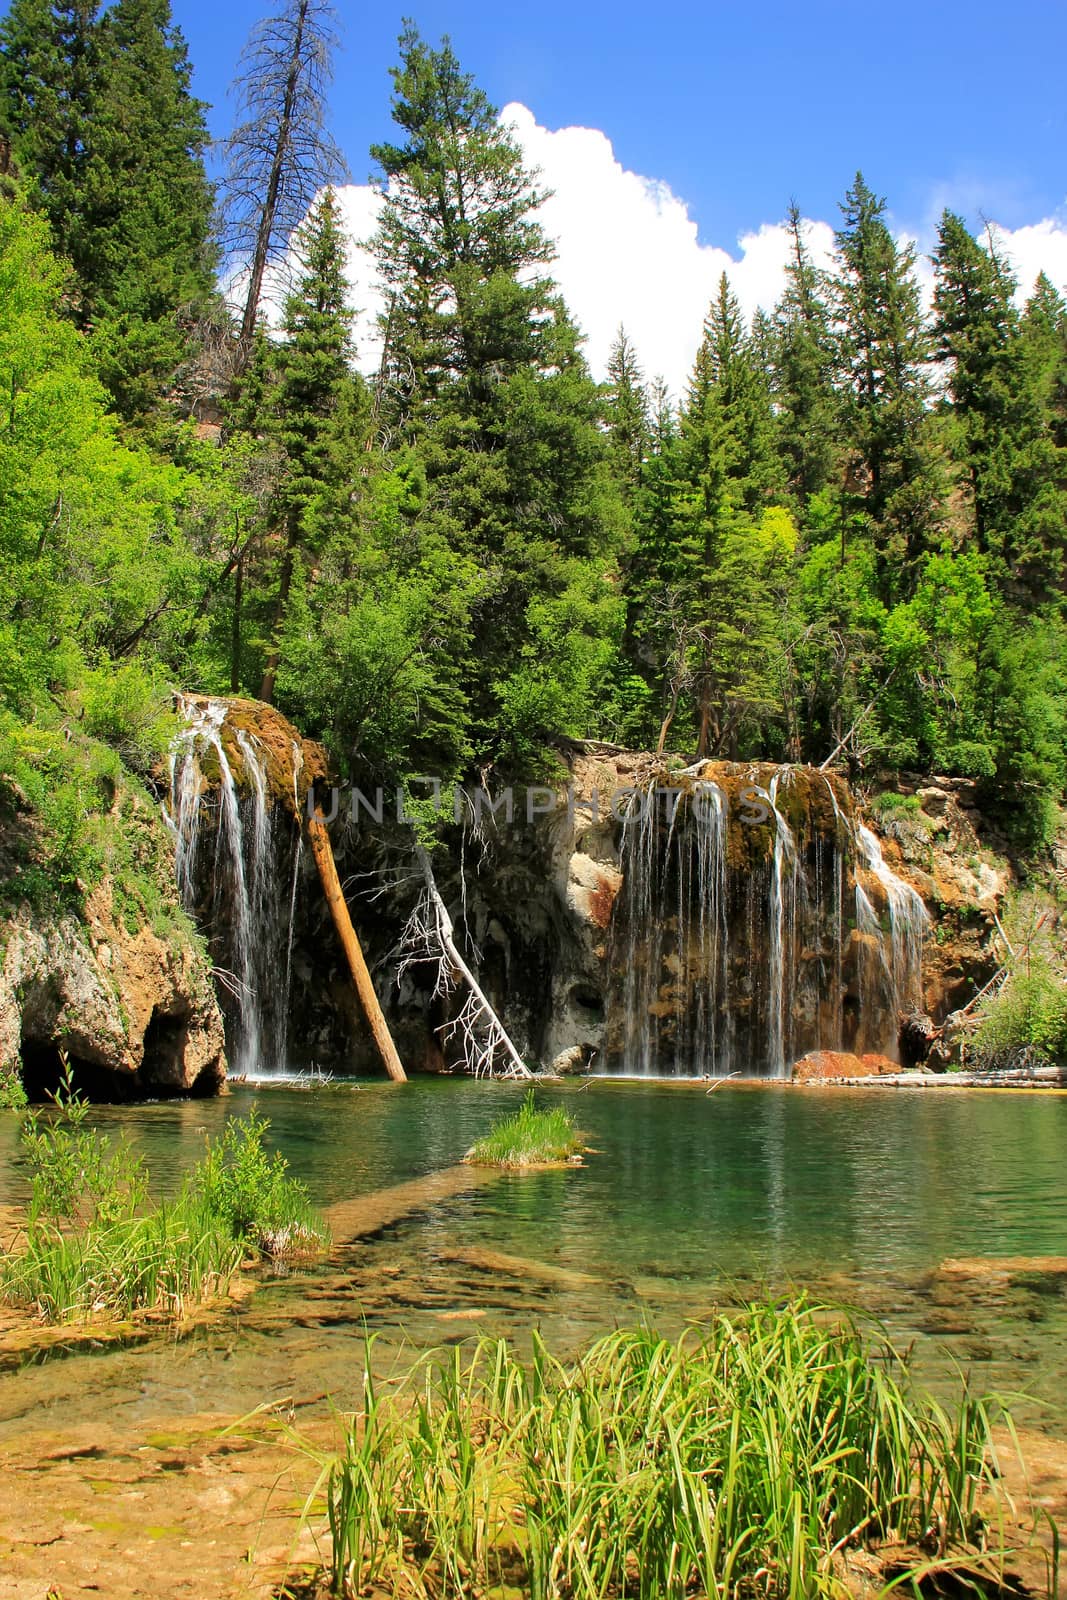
[0,3,1064,893]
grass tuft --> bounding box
[468,1090,584,1167]
[312,1304,1051,1599]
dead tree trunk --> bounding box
[406,842,532,1079]
[307,807,406,1082]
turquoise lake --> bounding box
[1,1079,1065,1440]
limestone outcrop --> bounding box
[1,887,225,1099]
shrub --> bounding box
[972,957,1067,1069]
[319,1304,1037,1600]
[80,663,176,777]
[2,1083,328,1323]
[872,790,922,816]
[469,1090,584,1167]
[190,1110,327,1257]
[0,1072,27,1111]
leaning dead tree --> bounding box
[307,806,407,1082]
[399,841,532,1079]
[220,0,348,358]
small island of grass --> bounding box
[468,1089,585,1167]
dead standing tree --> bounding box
[220,0,348,361]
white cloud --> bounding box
[990,218,1067,305]
[324,104,1067,399]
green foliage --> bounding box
[2,1088,328,1322]
[871,791,922,816]
[972,958,1067,1069]
[0,1073,28,1111]
[319,1304,1021,1599]
[190,1109,327,1255]
[20,1058,148,1227]
[0,13,1065,848]
[80,661,176,775]
[469,1090,584,1167]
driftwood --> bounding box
[402,841,532,1079]
[307,807,407,1083]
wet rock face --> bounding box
[173,694,329,818]
[793,1051,898,1081]
[1,880,225,1102]
[164,702,1011,1081]
[872,777,1009,1023]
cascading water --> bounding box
[607,764,929,1078]
[167,697,304,1077]
[766,770,799,1078]
[855,824,929,1017]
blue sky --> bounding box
[7,0,1064,388]
[171,0,1066,244]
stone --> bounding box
[1,877,225,1101]
[549,1043,595,1075]
[793,1050,897,1081]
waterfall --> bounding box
[675,782,730,1075]
[167,698,302,1077]
[767,771,799,1079]
[855,824,929,1017]
[608,765,930,1078]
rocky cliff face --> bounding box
[1,789,226,1102]
[165,698,1014,1082]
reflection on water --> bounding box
[1,1080,1065,1439]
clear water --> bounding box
[1,1080,1065,1440]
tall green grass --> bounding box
[318,1304,1048,1599]
[469,1090,584,1166]
[2,1073,328,1323]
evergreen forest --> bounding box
[1,0,1066,882]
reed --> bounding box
[319,1302,1051,1599]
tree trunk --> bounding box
[238,0,310,356]
[307,807,407,1082]
[414,842,532,1078]
[258,541,295,704]
[230,553,243,693]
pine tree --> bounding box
[683,273,782,514]
[604,326,648,490]
[221,0,347,356]
[0,0,98,266]
[931,211,1065,599]
[82,0,218,416]
[255,188,366,703]
[371,24,555,422]
[0,0,217,419]
[772,202,837,502]
[625,280,790,758]
[833,172,939,592]
[370,25,621,760]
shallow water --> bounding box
[1,1079,1065,1440]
